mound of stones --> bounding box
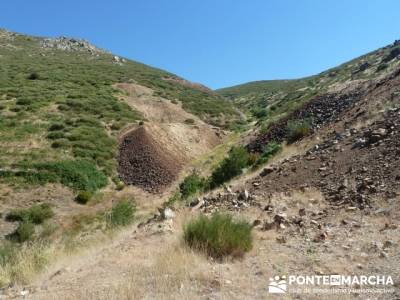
[118,126,182,193]
[247,91,362,153]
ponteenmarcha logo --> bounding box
[268,275,287,293]
[268,274,394,295]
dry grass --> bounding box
[55,243,219,300]
[0,242,53,287]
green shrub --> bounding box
[9,222,35,243]
[16,99,32,106]
[184,118,195,125]
[164,190,181,207]
[253,142,282,168]
[115,181,125,191]
[51,139,69,148]
[48,123,65,131]
[286,119,312,143]
[0,242,17,266]
[109,199,135,227]
[251,107,268,119]
[183,213,253,259]
[75,191,92,205]
[47,131,65,140]
[209,146,250,188]
[34,159,108,192]
[27,72,40,80]
[377,63,388,72]
[6,203,54,224]
[179,173,206,199]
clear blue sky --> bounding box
[1,0,399,89]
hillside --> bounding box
[1,29,400,300]
[218,40,400,125]
[0,29,238,193]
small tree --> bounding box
[179,173,206,199]
[209,146,250,188]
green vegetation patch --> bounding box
[286,119,312,143]
[0,159,107,192]
[209,146,250,188]
[179,173,207,199]
[8,222,35,243]
[253,142,282,168]
[183,213,253,259]
[108,199,136,227]
[6,203,54,224]
[74,191,92,205]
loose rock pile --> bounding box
[250,107,400,209]
[191,187,256,213]
[248,91,362,153]
[118,126,182,192]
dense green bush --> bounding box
[34,159,108,192]
[9,222,35,243]
[179,173,207,199]
[253,142,282,168]
[0,160,107,192]
[286,119,312,143]
[183,213,253,259]
[251,107,268,119]
[6,203,54,224]
[16,99,32,106]
[75,191,92,205]
[109,199,135,227]
[27,72,40,80]
[209,146,250,188]
[48,123,65,131]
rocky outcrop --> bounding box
[41,36,107,55]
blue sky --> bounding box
[1,0,399,89]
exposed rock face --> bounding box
[41,36,107,55]
[0,29,18,41]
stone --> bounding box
[260,167,274,177]
[313,231,328,243]
[238,189,250,201]
[162,208,175,220]
[276,236,287,243]
[189,198,200,207]
[252,219,262,227]
[20,290,29,296]
[299,208,306,216]
[264,204,273,212]
[346,206,357,211]
[383,240,394,249]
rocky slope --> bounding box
[218,40,400,126]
